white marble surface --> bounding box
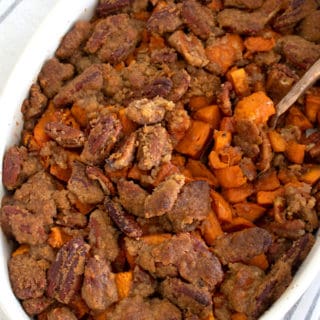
[0,0,319,319]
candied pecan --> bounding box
[284,183,318,231]
[213,294,233,320]
[1,205,47,245]
[101,62,124,97]
[2,146,26,190]
[88,209,119,261]
[250,234,315,317]
[151,298,182,320]
[250,260,291,318]
[117,179,149,217]
[147,4,183,34]
[82,256,118,311]
[9,254,47,300]
[167,69,191,103]
[47,237,90,304]
[56,21,92,59]
[85,14,141,64]
[45,122,85,148]
[165,106,191,145]
[256,130,273,172]
[47,307,77,320]
[86,165,115,195]
[266,64,298,103]
[86,166,115,195]
[105,200,143,238]
[144,174,185,218]
[168,31,208,68]
[160,277,212,315]
[234,119,262,158]
[67,161,104,204]
[126,97,174,125]
[273,0,317,31]
[81,114,122,165]
[239,157,257,181]
[96,0,132,16]
[137,124,172,170]
[13,171,57,225]
[38,58,74,98]
[168,180,211,232]
[22,297,54,316]
[56,210,88,228]
[143,77,173,99]
[217,82,233,116]
[267,219,306,240]
[126,233,223,289]
[217,0,283,35]
[212,227,273,264]
[107,132,137,171]
[277,35,320,70]
[29,244,56,263]
[53,189,72,215]
[107,296,181,320]
[181,0,216,39]
[298,10,320,42]
[221,263,265,314]
[150,47,177,64]
[224,0,263,8]
[186,67,220,99]
[283,233,315,268]
[130,266,157,297]
[53,64,103,107]
[21,84,47,120]
[106,296,153,320]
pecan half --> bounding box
[38,58,75,98]
[53,64,103,107]
[21,84,48,120]
[86,165,115,195]
[81,256,118,311]
[217,82,233,116]
[167,69,191,102]
[56,21,92,59]
[2,146,25,190]
[147,4,183,34]
[81,114,122,165]
[9,254,47,300]
[45,122,85,148]
[126,97,174,125]
[144,173,185,218]
[117,179,149,217]
[22,297,54,316]
[105,200,143,238]
[88,209,119,261]
[161,277,212,314]
[143,77,173,99]
[96,0,132,17]
[181,0,216,39]
[1,205,47,245]
[47,237,90,304]
[168,30,208,68]
[67,161,104,205]
[107,132,137,171]
[47,307,77,320]
[137,124,172,171]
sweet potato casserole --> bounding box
[1,0,320,319]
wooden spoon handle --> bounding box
[272,57,320,127]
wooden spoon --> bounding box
[272,57,320,128]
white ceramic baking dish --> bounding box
[0,0,319,319]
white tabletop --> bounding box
[0,1,319,319]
